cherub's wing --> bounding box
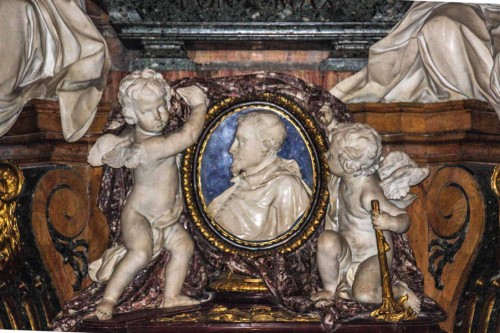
[379,152,429,208]
[102,140,133,169]
[88,134,126,167]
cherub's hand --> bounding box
[319,102,333,126]
[176,86,208,108]
[371,211,393,231]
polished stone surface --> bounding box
[93,0,412,70]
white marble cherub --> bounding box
[87,69,208,320]
[311,118,428,315]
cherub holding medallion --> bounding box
[87,69,208,320]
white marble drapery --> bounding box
[331,2,500,119]
[0,0,110,142]
[208,157,312,241]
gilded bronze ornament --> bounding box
[0,160,24,270]
[22,297,41,330]
[492,165,500,199]
[153,304,320,324]
[370,200,417,322]
[209,272,268,293]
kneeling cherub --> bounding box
[87,69,208,320]
[311,121,428,314]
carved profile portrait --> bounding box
[184,94,329,254]
[206,110,312,241]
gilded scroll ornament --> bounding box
[491,165,500,199]
[0,160,24,270]
[153,304,320,324]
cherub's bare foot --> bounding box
[311,290,336,302]
[160,295,200,308]
[397,281,421,315]
[95,299,116,320]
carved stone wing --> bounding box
[379,152,429,208]
[102,140,135,169]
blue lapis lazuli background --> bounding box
[200,108,314,205]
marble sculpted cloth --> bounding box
[208,157,312,241]
[0,0,110,141]
[51,73,431,332]
[88,194,184,282]
[331,2,500,119]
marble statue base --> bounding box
[78,302,446,333]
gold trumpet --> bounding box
[370,200,417,322]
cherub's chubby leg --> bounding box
[95,208,154,320]
[352,230,393,304]
[160,223,199,308]
[351,255,421,314]
[311,230,351,301]
[351,255,382,305]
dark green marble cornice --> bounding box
[97,0,411,23]
[93,0,412,71]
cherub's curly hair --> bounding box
[118,69,172,124]
[331,123,382,176]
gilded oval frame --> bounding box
[183,93,329,256]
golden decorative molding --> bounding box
[462,293,478,333]
[153,304,320,324]
[0,160,24,270]
[22,297,41,330]
[461,276,500,333]
[2,296,20,330]
[183,93,329,256]
[41,292,55,326]
[477,293,495,333]
[491,165,500,199]
[209,272,268,293]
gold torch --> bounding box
[370,200,416,322]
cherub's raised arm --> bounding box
[141,86,208,159]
